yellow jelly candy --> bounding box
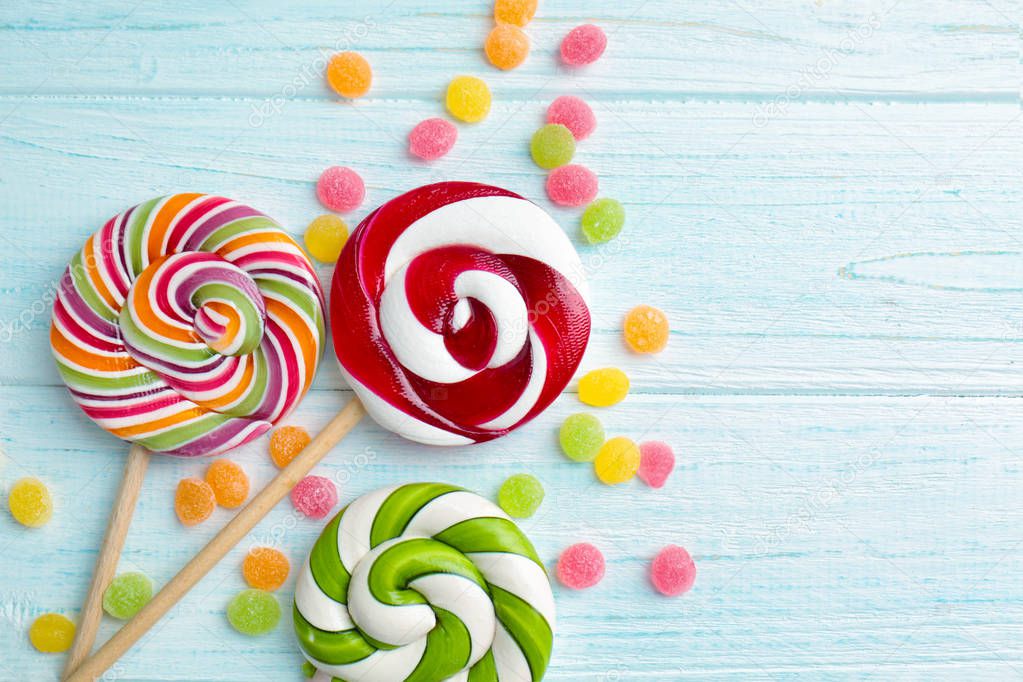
[485,23,530,71]
[304,214,349,263]
[494,0,538,26]
[326,51,372,99]
[578,368,629,407]
[446,76,491,123]
[29,613,75,653]
[623,304,669,354]
[8,477,52,527]
[594,437,640,485]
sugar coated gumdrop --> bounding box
[497,473,544,518]
[446,76,492,123]
[547,95,596,140]
[326,51,372,99]
[494,0,537,26]
[205,459,249,509]
[8,477,52,527]
[556,543,605,589]
[243,547,290,592]
[559,413,605,462]
[174,478,216,526]
[581,197,625,244]
[103,572,153,620]
[304,214,349,263]
[291,476,337,519]
[594,436,640,485]
[561,24,607,66]
[485,23,530,70]
[651,545,696,596]
[28,613,75,653]
[227,589,281,636]
[624,304,669,354]
[409,118,458,160]
[546,164,598,207]
[578,367,629,407]
[638,441,675,489]
[269,425,311,469]
[316,166,365,213]
[530,124,576,169]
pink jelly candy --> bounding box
[290,476,338,519]
[560,24,607,66]
[546,164,598,207]
[651,545,696,596]
[316,166,365,212]
[556,542,605,589]
[546,96,596,140]
[409,118,458,161]
[637,441,675,489]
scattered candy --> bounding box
[28,613,75,653]
[269,425,311,469]
[304,214,349,263]
[546,164,598,207]
[546,95,597,140]
[497,473,544,518]
[103,572,153,620]
[594,436,640,484]
[559,413,605,462]
[174,478,216,526]
[291,475,337,519]
[316,166,365,213]
[409,118,458,160]
[578,367,630,407]
[326,51,372,99]
[227,589,281,636]
[8,477,52,527]
[446,75,492,123]
[581,197,625,244]
[561,24,607,66]
[485,23,530,70]
[638,441,675,489]
[624,304,669,354]
[205,459,249,509]
[243,547,290,592]
[494,0,537,26]
[530,124,576,169]
[651,545,696,596]
[556,543,605,589]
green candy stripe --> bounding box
[196,216,281,252]
[370,483,464,547]
[310,511,350,603]
[257,277,325,331]
[125,196,159,277]
[468,650,499,682]
[134,411,241,452]
[293,605,374,666]
[434,516,543,568]
[405,607,472,682]
[193,282,264,355]
[491,585,553,682]
[366,538,488,608]
[69,251,117,321]
[55,361,157,393]
[216,349,268,418]
[118,307,211,366]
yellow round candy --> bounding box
[494,0,538,26]
[578,368,629,407]
[446,76,491,123]
[624,304,669,354]
[326,51,372,99]
[485,23,530,71]
[304,214,349,263]
[594,437,640,485]
[29,613,75,653]
[8,477,52,527]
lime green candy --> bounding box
[102,572,153,620]
[581,198,625,244]
[559,413,605,462]
[227,589,280,636]
[497,474,545,518]
[530,124,575,169]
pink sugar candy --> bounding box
[556,542,605,589]
[560,24,607,66]
[637,441,675,489]
[409,118,458,161]
[547,96,596,140]
[546,164,598,207]
[316,166,365,212]
[290,476,338,519]
[651,545,696,596]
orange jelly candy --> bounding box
[174,478,216,526]
[326,51,372,99]
[269,425,311,469]
[242,547,290,591]
[204,460,250,509]
[623,305,669,354]
[485,23,530,70]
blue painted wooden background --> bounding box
[1,1,1020,679]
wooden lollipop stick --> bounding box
[66,397,366,682]
[62,444,151,679]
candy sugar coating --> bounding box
[494,0,537,26]
[304,214,349,263]
[204,459,249,509]
[269,425,311,468]
[594,436,640,485]
[242,547,290,591]
[174,477,216,526]
[578,367,629,407]
[546,95,597,140]
[316,166,365,213]
[8,477,52,527]
[28,613,75,653]
[560,24,607,66]
[227,589,281,636]
[581,197,625,244]
[326,51,372,99]
[637,441,675,489]
[559,413,605,462]
[624,304,669,354]
[546,164,599,207]
[651,545,696,596]
[497,473,545,518]
[408,118,458,161]
[556,543,605,589]
[446,76,492,123]
[103,572,153,620]
[290,475,337,519]
[530,124,576,170]
[485,23,530,71]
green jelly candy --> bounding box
[530,124,575,169]
[227,589,281,636]
[581,198,625,244]
[497,474,545,518]
[102,572,153,620]
[559,413,605,462]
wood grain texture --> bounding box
[1,0,1020,680]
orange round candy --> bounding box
[242,547,290,591]
[269,425,311,469]
[485,23,530,70]
[326,51,372,99]
[623,305,669,354]
[204,460,250,509]
[494,0,538,26]
[174,478,216,526]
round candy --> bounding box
[317,166,365,213]
[29,613,75,653]
[446,76,491,123]
[294,483,555,681]
[408,118,458,161]
[530,124,576,170]
[103,572,153,620]
[331,182,591,446]
[269,425,311,468]
[8,477,52,527]
[485,23,530,70]
[651,545,696,596]
[243,547,290,591]
[227,589,281,636]
[546,95,596,140]
[494,0,537,26]
[50,194,326,457]
[326,51,372,99]
[637,440,675,489]
[175,477,216,526]
[497,473,544,518]
[594,436,640,485]
[556,543,604,589]
[581,197,625,244]
[559,413,605,462]
[205,459,249,508]
[624,304,669,353]
[546,164,598,207]
[304,214,349,263]
[560,24,607,66]
[291,475,338,519]
[578,367,629,407]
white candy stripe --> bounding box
[295,558,355,632]
[478,328,547,431]
[408,572,496,667]
[337,485,401,572]
[453,270,528,369]
[347,539,436,646]
[307,638,426,682]
[492,623,534,682]
[467,552,556,627]
[403,491,511,538]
